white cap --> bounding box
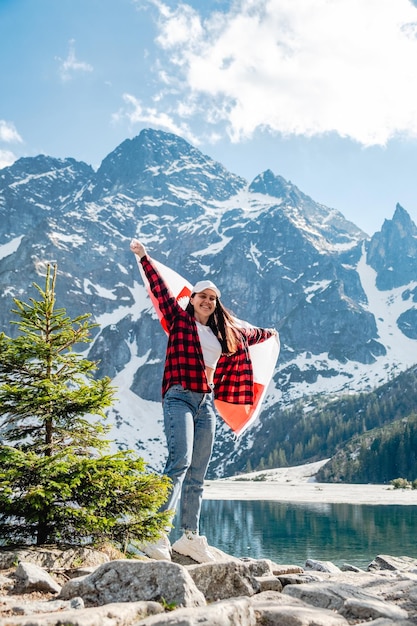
[192,280,221,298]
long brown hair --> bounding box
[186,297,241,355]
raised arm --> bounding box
[240,326,278,346]
[130,239,182,327]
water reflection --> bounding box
[195,501,417,568]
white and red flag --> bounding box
[137,257,280,436]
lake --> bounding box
[187,500,417,569]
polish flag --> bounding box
[137,257,280,436]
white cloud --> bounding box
[56,39,93,82]
[0,120,23,144]
[143,0,417,146]
[113,93,200,144]
[0,121,22,168]
[0,149,17,169]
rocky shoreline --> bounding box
[1,545,417,625]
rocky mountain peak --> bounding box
[0,156,93,239]
[0,155,92,188]
[391,202,417,233]
[248,169,366,247]
[249,169,302,203]
[92,128,246,201]
[367,204,417,289]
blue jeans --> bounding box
[161,384,217,532]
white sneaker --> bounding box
[140,534,171,561]
[172,533,216,563]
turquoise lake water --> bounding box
[190,500,417,569]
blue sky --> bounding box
[2,0,417,235]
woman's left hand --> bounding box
[130,238,146,258]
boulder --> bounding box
[14,562,61,594]
[283,580,409,621]
[187,560,260,602]
[59,559,206,608]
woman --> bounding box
[130,238,277,563]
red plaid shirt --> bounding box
[141,255,274,404]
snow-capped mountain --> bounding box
[1,128,416,476]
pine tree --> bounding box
[0,265,171,547]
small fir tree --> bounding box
[0,264,171,547]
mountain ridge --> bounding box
[1,128,416,476]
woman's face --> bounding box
[190,289,217,323]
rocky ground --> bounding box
[1,544,417,625]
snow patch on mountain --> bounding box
[0,235,23,260]
[93,281,150,328]
[107,346,166,471]
[357,246,417,369]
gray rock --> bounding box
[341,563,365,572]
[254,602,350,625]
[1,600,163,626]
[278,573,325,586]
[171,544,241,566]
[59,559,206,608]
[14,562,61,594]
[344,596,408,621]
[305,559,342,574]
[251,590,306,605]
[255,575,283,592]
[271,563,305,575]
[187,560,260,602]
[283,580,409,621]
[251,591,349,625]
[284,581,371,610]
[2,596,84,616]
[0,547,109,570]
[133,597,256,625]
[368,555,417,573]
[239,557,277,576]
